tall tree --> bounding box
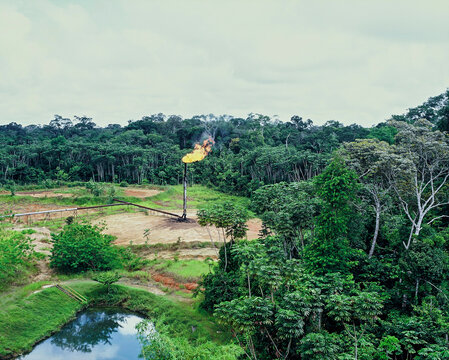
[342,139,391,258]
[387,120,449,250]
[305,156,358,273]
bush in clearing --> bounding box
[0,229,34,289]
[50,222,119,273]
[92,271,122,293]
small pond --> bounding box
[18,308,145,360]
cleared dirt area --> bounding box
[123,188,162,198]
[0,203,65,214]
[94,211,262,246]
[14,190,73,198]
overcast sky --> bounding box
[1,0,448,127]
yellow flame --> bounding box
[182,138,214,163]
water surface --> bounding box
[19,307,144,360]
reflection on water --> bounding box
[19,308,144,360]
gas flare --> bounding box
[182,138,214,163]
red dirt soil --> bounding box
[151,273,198,292]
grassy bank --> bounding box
[0,282,92,359]
[0,281,233,359]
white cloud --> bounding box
[117,315,143,336]
[0,0,448,127]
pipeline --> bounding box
[112,199,182,219]
[0,203,123,218]
[0,199,183,220]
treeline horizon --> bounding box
[0,89,448,196]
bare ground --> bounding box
[4,190,73,198]
[0,203,69,215]
[123,188,162,198]
[93,211,262,246]
[6,189,261,264]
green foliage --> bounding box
[119,247,149,271]
[392,89,449,133]
[305,156,358,273]
[197,201,249,242]
[50,222,119,273]
[2,91,449,359]
[251,181,320,254]
[198,201,249,272]
[0,229,34,289]
[367,125,398,144]
[92,271,122,292]
[106,185,116,202]
[6,181,16,196]
[155,259,211,279]
[377,336,402,359]
[299,331,341,359]
[142,184,250,210]
[137,319,243,360]
[215,296,274,333]
[0,112,370,194]
[85,180,105,196]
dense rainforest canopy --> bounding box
[0,109,390,195]
[1,90,449,359]
[1,90,447,198]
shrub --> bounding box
[119,181,129,187]
[137,319,243,360]
[119,247,149,271]
[0,229,34,288]
[85,180,105,196]
[107,186,116,202]
[50,223,119,273]
[5,181,16,196]
[41,179,55,189]
[92,271,122,293]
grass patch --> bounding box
[0,281,52,309]
[155,259,211,279]
[0,282,95,358]
[131,241,216,255]
[140,184,251,211]
[173,289,194,299]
